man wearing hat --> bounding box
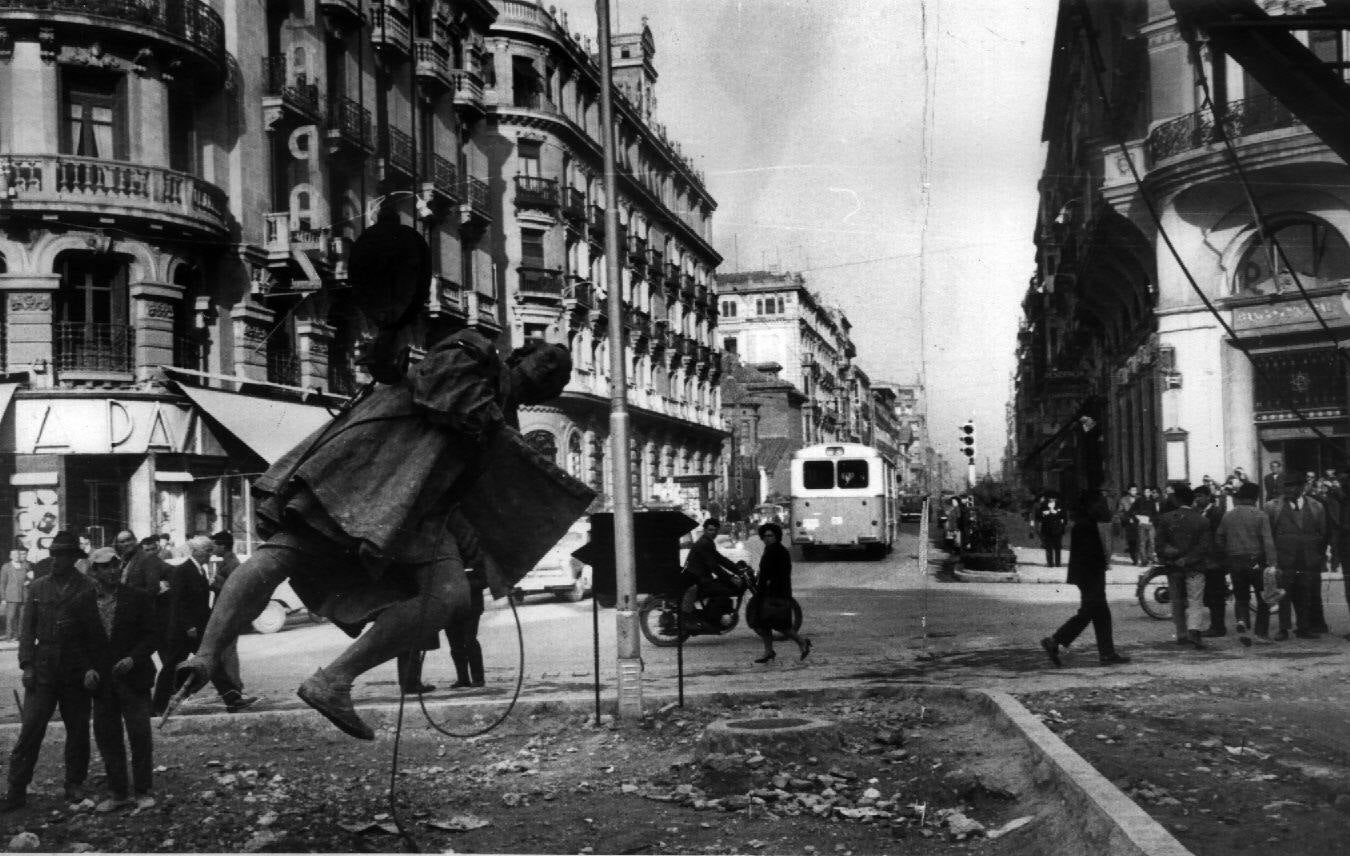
[65,547,157,812]
[1265,472,1329,640]
[2,531,95,812]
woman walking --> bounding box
[1040,489,1130,667]
[1038,493,1067,567]
[750,523,810,663]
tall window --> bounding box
[55,252,130,372]
[721,300,737,317]
[63,71,125,159]
[517,139,541,177]
[521,228,546,269]
[1236,218,1350,295]
[167,87,196,174]
[512,56,539,109]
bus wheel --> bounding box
[866,543,887,560]
[801,545,821,562]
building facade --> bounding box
[478,4,726,512]
[715,270,859,446]
[0,0,724,555]
[1016,0,1350,498]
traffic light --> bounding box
[958,421,976,460]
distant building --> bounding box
[715,270,857,444]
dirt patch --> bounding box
[6,694,1075,854]
[1018,676,1350,856]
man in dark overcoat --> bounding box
[66,547,158,812]
[2,531,94,812]
[1266,473,1328,640]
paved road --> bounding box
[5,524,1350,724]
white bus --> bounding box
[789,443,896,559]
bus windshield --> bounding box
[801,459,871,489]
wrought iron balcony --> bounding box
[646,247,663,269]
[626,234,647,261]
[561,187,586,222]
[450,69,485,113]
[563,276,594,309]
[677,336,696,357]
[426,154,459,204]
[588,204,605,234]
[518,266,563,300]
[664,262,681,287]
[262,56,322,124]
[514,175,557,210]
[266,349,301,387]
[0,154,229,238]
[0,0,226,80]
[680,274,696,301]
[54,322,133,374]
[460,175,491,225]
[369,0,411,56]
[414,38,451,91]
[327,95,373,155]
[264,212,333,264]
[1146,94,1300,163]
[318,0,364,28]
[386,126,415,176]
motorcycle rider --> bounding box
[682,519,743,629]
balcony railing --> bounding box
[266,349,301,386]
[626,235,647,260]
[262,56,322,119]
[386,126,414,175]
[0,0,226,75]
[514,174,557,209]
[563,277,594,308]
[561,187,586,222]
[264,212,332,260]
[646,248,663,269]
[665,262,681,287]
[327,95,372,153]
[1146,93,1300,163]
[413,38,450,89]
[461,175,490,222]
[428,154,459,201]
[588,204,605,235]
[369,0,411,54]
[450,69,485,111]
[1,154,229,237]
[54,322,133,374]
[518,266,563,297]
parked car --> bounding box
[512,518,593,603]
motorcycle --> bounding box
[638,562,803,647]
[1136,565,1172,620]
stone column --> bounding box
[230,300,274,382]
[130,281,184,383]
[0,274,60,388]
[297,320,334,391]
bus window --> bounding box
[837,460,870,488]
[803,460,834,489]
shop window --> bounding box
[1236,218,1350,295]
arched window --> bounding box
[567,432,583,478]
[525,429,558,464]
[1236,218,1350,295]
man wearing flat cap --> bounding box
[65,547,158,812]
[2,531,95,812]
[1265,472,1328,640]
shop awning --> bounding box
[0,383,19,425]
[174,384,334,465]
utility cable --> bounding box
[1187,37,1350,367]
[1073,0,1347,464]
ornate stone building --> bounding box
[0,0,498,555]
[477,3,727,512]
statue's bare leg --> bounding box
[298,552,466,740]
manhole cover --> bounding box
[727,718,814,730]
[700,715,841,756]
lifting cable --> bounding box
[1073,0,1348,465]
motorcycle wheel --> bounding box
[638,596,688,647]
[1137,567,1173,621]
[771,598,805,641]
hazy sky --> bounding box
[551,0,1060,472]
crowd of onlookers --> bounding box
[1030,461,1350,653]
[0,529,256,814]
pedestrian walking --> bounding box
[1155,484,1213,649]
[65,548,158,813]
[1116,485,1141,565]
[2,531,95,812]
[1265,473,1328,640]
[748,523,810,663]
[1134,487,1161,565]
[1262,460,1284,504]
[1040,489,1129,667]
[1215,482,1277,644]
[1193,486,1229,638]
[0,547,32,640]
[1037,494,1067,567]
[448,563,487,688]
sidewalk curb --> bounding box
[83,683,1191,856]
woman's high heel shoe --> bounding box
[754,651,776,664]
[800,638,813,661]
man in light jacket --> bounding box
[1216,482,1277,642]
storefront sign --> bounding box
[1232,294,1347,332]
[13,399,200,455]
